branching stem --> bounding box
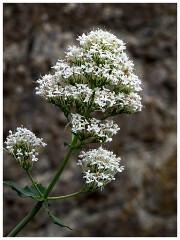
[7,134,78,237]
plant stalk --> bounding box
[7,201,43,237]
[26,170,43,197]
[47,185,86,200]
[43,134,78,198]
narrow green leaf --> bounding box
[43,201,72,230]
[4,181,46,200]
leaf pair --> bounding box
[4,181,72,230]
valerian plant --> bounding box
[4,29,142,236]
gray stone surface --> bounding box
[3,3,177,237]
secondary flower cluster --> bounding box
[78,146,124,191]
[71,113,120,143]
[4,126,46,170]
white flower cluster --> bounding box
[71,113,120,143]
[78,146,124,191]
[34,29,143,190]
[4,126,46,170]
[36,29,142,118]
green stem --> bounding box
[26,170,43,197]
[47,186,85,200]
[7,134,78,237]
[43,134,78,198]
[7,201,43,237]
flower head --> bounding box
[36,29,142,119]
[78,146,124,191]
[71,113,120,143]
[4,126,46,170]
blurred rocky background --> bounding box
[3,3,177,237]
